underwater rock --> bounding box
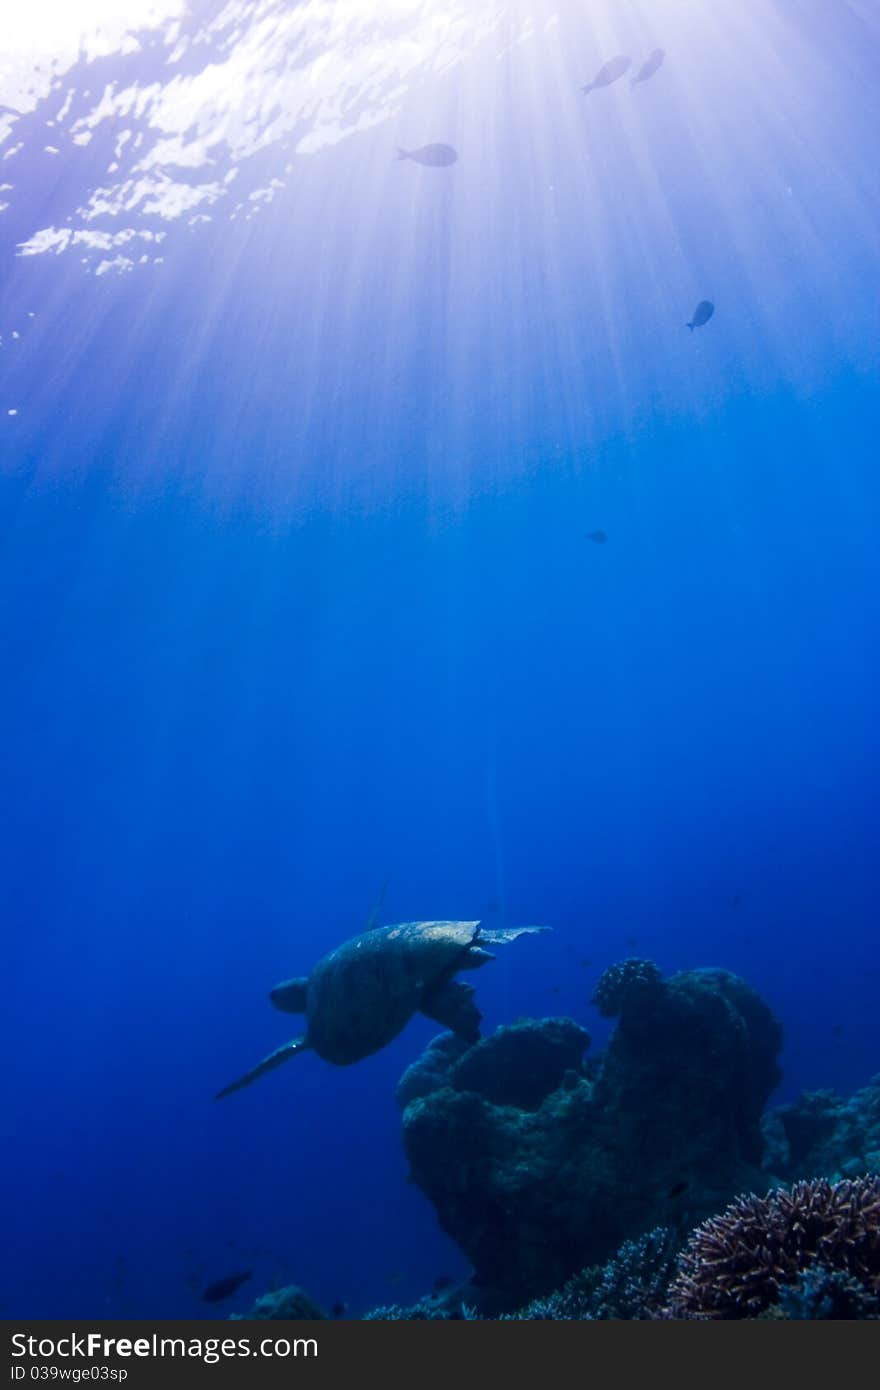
[591,957,662,1017]
[396,1034,471,1109]
[399,959,783,1310]
[593,966,783,1169]
[761,1075,880,1182]
[230,1285,326,1320]
[450,1017,591,1112]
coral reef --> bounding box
[666,1176,880,1319]
[230,1285,326,1320]
[591,957,662,1018]
[399,962,783,1310]
[775,1265,879,1320]
[762,1076,880,1183]
[363,1229,679,1320]
[396,1034,471,1109]
[447,1016,590,1112]
[363,1298,477,1321]
[506,1227,679,1320]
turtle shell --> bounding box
[305,921,480,1065]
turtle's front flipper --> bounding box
[421,980,481,1044]
[269,977,309,1013]
[477,924,550,944]
[215,1037,308,1100]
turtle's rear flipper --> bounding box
[421,980,481,1044]
[477,924,550,944]
[215,1037,308,1100]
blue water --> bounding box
[1,0,878,1319]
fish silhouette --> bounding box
[201,1270,252,1303]
[587,530,608,544]
[396,144,458,167]
[687,300,714,331]
[582,55,631,95]
[632,49,665,86]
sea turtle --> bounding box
[215,920,548,1099]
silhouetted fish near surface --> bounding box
[396,144,457,167]
[201,1271,252,1303]
[331,1301,347,1318]
[582,55,631,94]
[587,530,608,544]
[632,49,665,86]
[687,300,715,331]
[667,1180,689,1199]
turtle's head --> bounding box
[270,976,309,1013]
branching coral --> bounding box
[508,1228,680,1320]
[363,1298,477,1320]
[776,1265,880,1320]
[666,1176,880,1318]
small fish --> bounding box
[331,1301,347,1317]
[831,1024,842,1038]
[687,300,715,331]
[582,55,631,95]
[625,936,638,946]
[632,49,665,86]
[580,958,592,968]
[550,985,561,995]
[667,1180,689,1199]
[587,529,608,544]
[201,1270,252,1304]
[396,144,457,167]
